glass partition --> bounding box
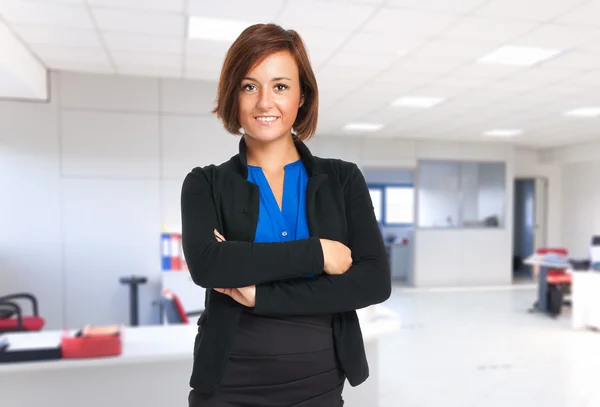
[417,160,506,229]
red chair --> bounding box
[534,248,572,316]
[536,248,572,285]
[161,289,189,324]
[0,293,46,333]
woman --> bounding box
[181,23,391,407]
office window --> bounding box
[369,188,382,222]
[368,184,414,226]
[417,160,506,228]
[385,186,414,224]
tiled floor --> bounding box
[377,284,600,407]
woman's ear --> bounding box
[299,94,305,108]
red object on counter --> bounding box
[61,326,122,359]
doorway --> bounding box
[513,178,548,282]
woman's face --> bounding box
[238,51,304,144]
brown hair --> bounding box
[212,23,319,141]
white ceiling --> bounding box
[1,0,600,147]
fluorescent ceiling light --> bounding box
[564,107,600,117]
[392,96,445,108]
[188,16,252,41]
[483,129,523,137]
[342,123,384,132]
[478,45,562,66]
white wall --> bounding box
[413,143,515,287]
[1,72,239,329]
[514,148,562,249]
[1,72,527,329]
[539,141,600,259]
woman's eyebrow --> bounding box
[243,76,292,82]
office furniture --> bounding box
[119,275,147,326]
[161,271,205,315]
[389,241,411,283]
[160,289,189,324]
[0,293,45,333]
[571,271,600,330]
[525,248,571,316]
[0,305,400,407]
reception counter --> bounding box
[0,306,400,407]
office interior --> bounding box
[1,1,600,406]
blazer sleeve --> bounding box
[181,167,325,289]
[252,163,392,316]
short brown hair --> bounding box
[212,23,319,141]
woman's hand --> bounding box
[214,286,256,307]
[320,239,352,275]
[213,229,256,307]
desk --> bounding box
[572,271,600,330]
[0,306,400,407]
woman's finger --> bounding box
[213,229,226,242]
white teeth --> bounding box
[256,116,278,123]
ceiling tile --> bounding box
[92,8,184,36]
[188,0,282,22]
[185,68,221,81]
[45,59,114,73]
[387,56,465,76]
[515,23,600,49]
[453,63,525,79]
[104,33,183,53]
[31,44,110,63]
[432,74,494,88]
[387,0,488,13]
[111,51,182,68]
[306,49,334,70]
[375,71,439,86]
[89,0,185,13]
[505,66,578,84]
[186,39,231,57]
[292,27,353,52]
[316,63,380,82]
[25,0,85,3]
[277,0,377,31]
[362,7,462,37]
[411,40,495,62]
[441,16,536,46]
[12,24,102,47]
[117,65,182,78]
[556,0,600,27]
[327,51,402,70]
[475,0,589,22]
[541,51,600,70]
[343,31,426,54]
[185,55,224,71]
[0,1,94,29]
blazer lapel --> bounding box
[306,174,328,237]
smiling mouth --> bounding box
[254,116,280,125]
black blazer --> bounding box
[181,137,391,394]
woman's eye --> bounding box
[275,84,288,91]
[243,84,256,91]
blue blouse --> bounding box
[247,159,310,244]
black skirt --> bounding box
[189,311,345,407]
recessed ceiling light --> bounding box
[483,129,523,137]
[478,45,562,66]
[564,107,600,117]
[392,96,445,108]
[342,123,384,132]
[188,16,252,41]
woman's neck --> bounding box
[245,134,301,174]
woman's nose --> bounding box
[257,89,274,109]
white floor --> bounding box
[376,284,600,407]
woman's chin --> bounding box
[244,127,290,143]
